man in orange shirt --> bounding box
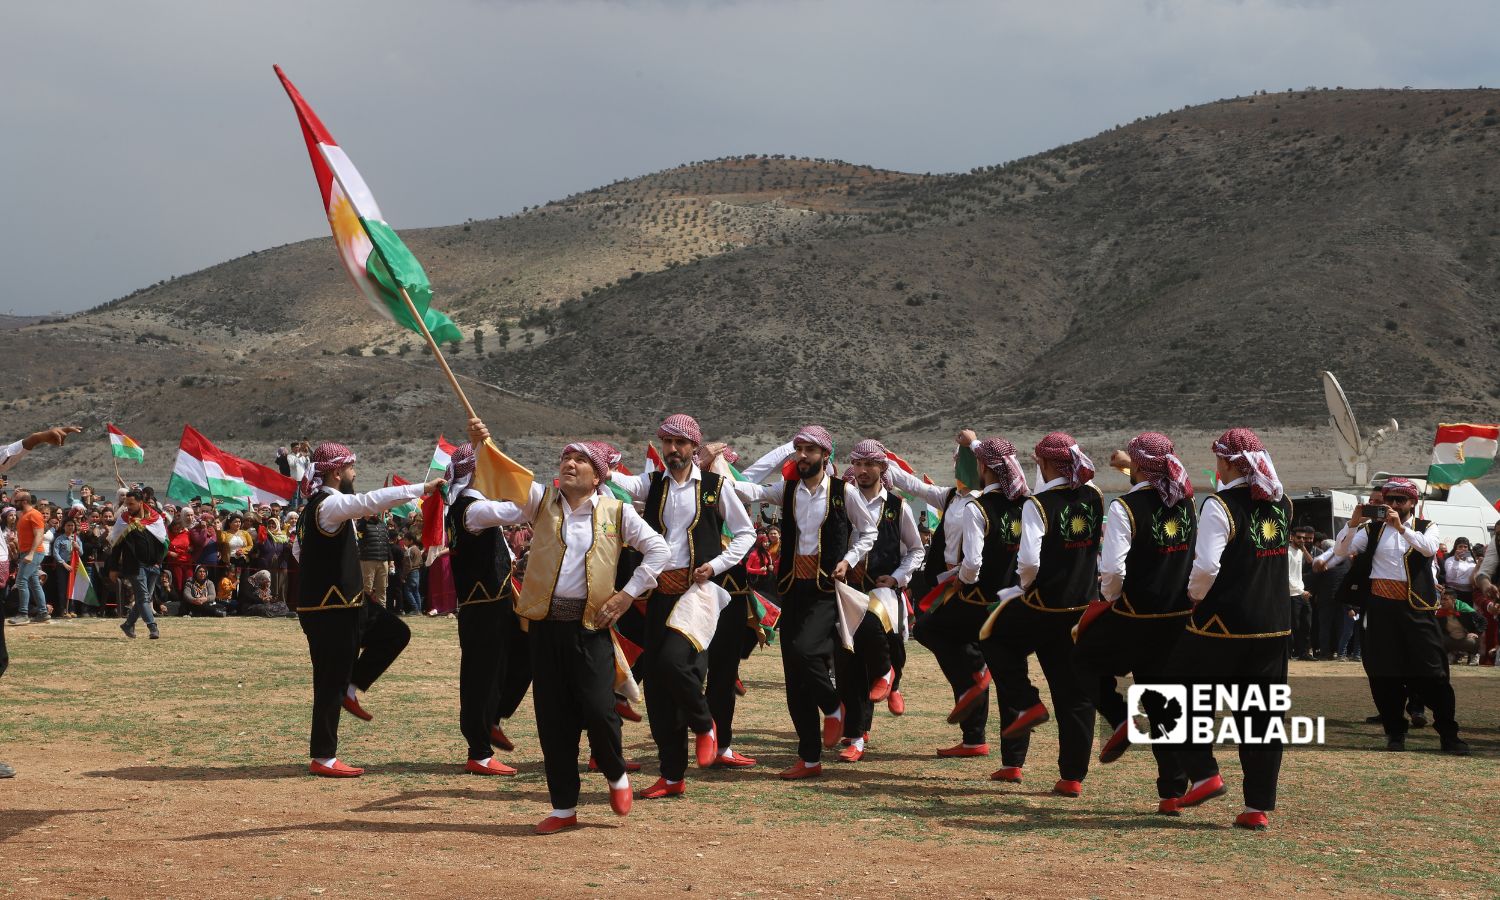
[0,424,83,780]
[10,490,48,624]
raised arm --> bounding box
[318,482,434,532]
[464,482,547,531]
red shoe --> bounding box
[946,668,993,724]
[779,760,823,780]
[615,700,642,723]
[714,750,757,769]
[1156,797,1182,816]
[1001,703,1050,740]
[535,813,578,835]
[1177,774,1227,808]
[489,725,515,753]
[610,784,633,816]
[869,667,895,702]
[695,725,718,769]
[465,758,517,776]
[637,777,686,800]
[309,759,364,778]
[990,766,1023,783]
[837,744,864,763]
[887,690,905,716]
[822,704,845,748]
[587,756,643,773]
[341,694,373,722]
[1052,779,1083,798]
[1234,810,1269,831]
[937,742,990,758]
[1098,721,1131,764]
[734,678,747,696]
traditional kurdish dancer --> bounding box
[466,419,670,835]
[1333,477,1468,755]
[445,442,532,776]
[887,431,991,754]
[0,425,81,780]
[699,445,765,770]
[607,414,755,798]
[733,426,877,779]
[1169,428,1293,830]
[1071,432,1194,811]
[950,436,1030,781]
[986,432,1102,797]
[834,440,925,762]
[295,442,438,778]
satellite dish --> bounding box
[1321,370,1398,486]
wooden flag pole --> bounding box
[395,285,477,422]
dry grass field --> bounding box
[1,616,1498,899]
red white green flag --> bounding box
[274,66,462,345]
[107,424,144,463]
[1428,423,1500,486]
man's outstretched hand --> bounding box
[23,426,81,450]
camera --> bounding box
[1361,504,1388,520]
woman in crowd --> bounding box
[50,517,79,618]
[425,543,456,617]
[180,564,226,617]
[0,507,14,604]
[241,569,293,618]
[165,514,195,607]
[219,513,254,585]
[259,513,291,604]
[191,510,221,580]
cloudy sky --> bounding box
[5,0,1497,315]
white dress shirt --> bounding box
[316,483,426,534]
[854,484,925,587]
[1015,476,1073,590]
[887,461,976,569]
[1444,554,1477,589]
[733,472,877,567]
[610,465,755,575]
[468,481,669,598]
[1334,515,1441,580]
[0,440,29,475]
[1098,482,1153,602]
[1187,476,1245,602]
[1288,546,1307,597]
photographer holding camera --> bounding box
[1334,478,1467,754]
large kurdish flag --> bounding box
[167,426,253,507]
[274,65,461,346]
[107,424,144,463]
[1428,423,1500,486]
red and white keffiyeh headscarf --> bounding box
[561,441,612,486]
[1212,428,1283,502]
[792,424,834,455]
[1128,432,1193,506]
[446,442,477,495]
[302,442,356,497]
[1035,432,1095,488]
[975,437,1030,500]
[1381,477,1420,502]
[657,414,703,445]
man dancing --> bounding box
[986,432,1102,798]
[889,431,989,754]
[1071,432,1194,812]
[733,426,877,779]
[1169,429,1293,831]
[834,440,925,762]
[608,415,755,799]
[445,442,531,777]
[467,418,670,834]
[295,442,440,778]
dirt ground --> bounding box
[1,617,1497,899]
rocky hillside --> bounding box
[2,88,1497,485]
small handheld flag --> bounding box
[107,424,144,464]
[1427,423,1499,487]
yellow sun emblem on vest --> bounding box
[1162,518,1181,539]
[1009,519,1022,540]
[1069,515,1089,537]
[1259,519,1279,542]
